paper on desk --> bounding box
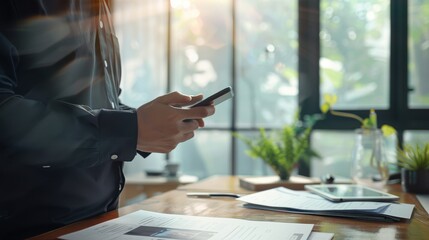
[417,194,429,214]
[308,232,334,240]
[238,187,414,221]
[238,187,391,211]
[59,210,314,240]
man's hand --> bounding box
[136,91,215,153]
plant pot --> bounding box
[276,169,291,181]
[401,168,429,194]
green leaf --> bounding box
[381,124,396,136]
[320,102,330,114]
[397,143,429,170]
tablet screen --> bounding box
[305,184,399,201]
[318,185,385,197]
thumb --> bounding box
[157,91,192,105]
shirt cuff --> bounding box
[98,109,137,162]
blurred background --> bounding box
[112,0,429,180]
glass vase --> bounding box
[350,128,394,188]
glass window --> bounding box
[113,1,429,180]
[170,131,231,179]
[170,0,233,128]
[236,0,298,128]
[320,0,390,110]
[114,0,168,108]
[404,131,429,145]
[310,130,355,178]
[408,0,429,108]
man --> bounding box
[0,1,215,238]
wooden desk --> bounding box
[119,172,198,206]
[30,176,429,240]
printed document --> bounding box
[417,194,429,214]
[238,187,414,222]
[60,210,314,240]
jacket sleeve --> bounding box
[0,33,138,169]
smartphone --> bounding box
[189,86,234,108]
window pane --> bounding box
[170,131,231,179]
[114,1,169,175]
[408,0,429,108]
[310,130,355,178]
[236,0,298,128]
[320,1,390,110]
[170,0,232,127]
[404,130,429,145]
[311,129,398,179]
[114,0,168,108]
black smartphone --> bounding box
[189,86,234,108]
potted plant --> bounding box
[234,112,321,181]
[397,143,429,193]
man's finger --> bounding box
[180,119,200,131]
[181,132,195,142]
[157,91,192,105]
[196,119,205,127]
[174,94,203,108]
[180,106,215,120]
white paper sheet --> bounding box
[60,210,314,240]
[308,232,334,240]
[417,194,429,214]
[237,187,414,221]
[238,187,391,211]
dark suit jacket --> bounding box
[0,1,140,238]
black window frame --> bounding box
[299,0,429,175]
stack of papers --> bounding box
[59,210,334,240]
[416,194,429,214]
[238,187,415,222]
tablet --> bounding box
[305,184,399,202]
